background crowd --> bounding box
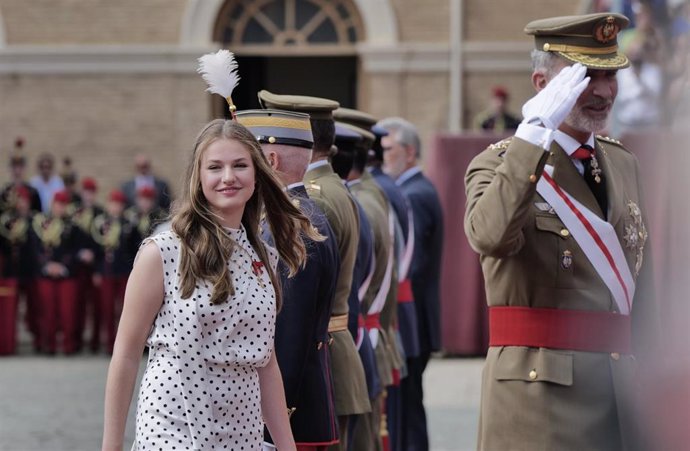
[0,144,171,355]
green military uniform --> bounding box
[258,91,370,421]
[464,13,659,451]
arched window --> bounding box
[213,0,364,51]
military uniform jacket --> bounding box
[349,195,382,401]
[304,161,370,415]
[464,135,659,451]
[91,213,140,276]
[0,211,38,278]
[0,182,42,213]
[371,166,421,360]
[263,185,340,445]
[32,214,88,279]
[399,169,444,355]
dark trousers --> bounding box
[98,275,127,353]
[37,278,79,354]
[329,415,349,451]
[401,353,430,451]
[386,374,403,451]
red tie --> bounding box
[572,144,608,217]
[572,144,594,160]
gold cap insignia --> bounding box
[594,16,620,44]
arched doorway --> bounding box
[212,0,364,117]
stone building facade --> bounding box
[0,0,587,199]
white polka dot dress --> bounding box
[132,226,278,451]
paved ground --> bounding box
[0,350,483,451]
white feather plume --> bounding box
[197,50,240,99]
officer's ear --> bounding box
[532,71,548,92]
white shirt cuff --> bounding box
[515,123,555,151]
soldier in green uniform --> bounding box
[258,91,370,451]
[464,13,659,451]
[333,121,393,451]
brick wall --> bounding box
[0,0,187,44]
[464,0,579,41]
[390,0,450,42]
[0,74,210,202]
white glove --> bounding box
[521,63,590,130]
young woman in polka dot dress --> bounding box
[102,120,322,451]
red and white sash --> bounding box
[536,166,635,315]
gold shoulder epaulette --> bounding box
[596,135,624,147]
[488,137,513,152]
[305,183,321,192]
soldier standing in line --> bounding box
[378,117,444,451]
[333,122,394,451]
[258,91,370,451]
[71,177,103,351]
[91,189,139,354]
[33,190,87,354]
[0,186,38,354]
[1,138,42,213]
[330,125,381,451]
[124,185,166,240]
[464,13,658,451]
[369,124,419,451]
[237,109,341,451]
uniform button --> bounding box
[529,369,538,380]
[610,352,620,361]
[317,342,323,350]
[328,336,334,346]
[560,229,570,237]
[529,174,537,183]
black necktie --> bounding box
[574,144,608,218]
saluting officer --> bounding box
[237,109,341,451]
[464,13,658,451]
[258,91,370,451]
[91,189,140,353]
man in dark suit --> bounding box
[120,154,172,212]
[237,109,341,451]
[378,117,443,451]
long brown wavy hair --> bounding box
[171,119,321,309]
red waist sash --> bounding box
[364,313,381,330]
[489,306,631,354]
[397,279,413,303]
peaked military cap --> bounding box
[334,122,362,154]
[525,12,630,69]
[371,125,389,161]
[257,90,339,120]
[338,122,375,143]
[236,109,313,149]
[333,107,377,131]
